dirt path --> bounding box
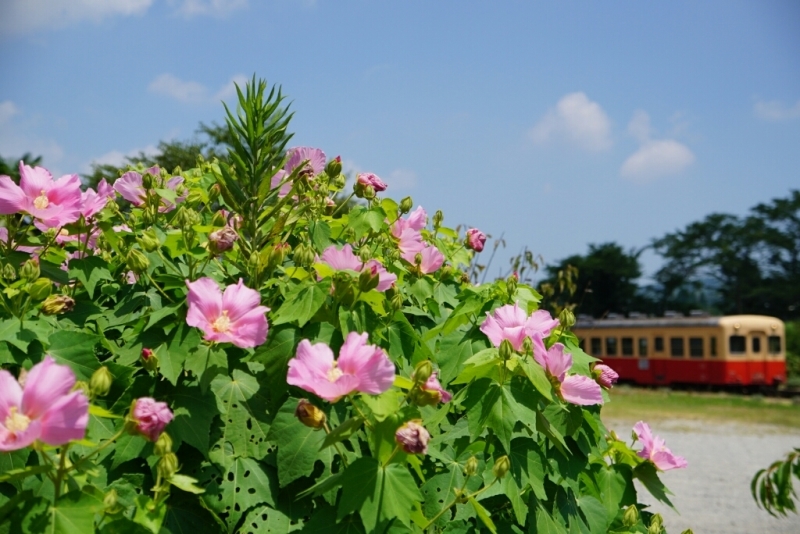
[605,418,800,534]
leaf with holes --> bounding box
[204,457,277,532]
[267,398,328,487]
[420,470,464,528]
[238,505,302,534]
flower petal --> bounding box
[18,163,53,198]
[321,244,362,271]
[221,279,262,322]
[545,343,572,379]
[228,306,270,348]
[560,375,603,406]
[526,310,560,338]
[38,390,89,445]
[287,340,336,392]
[0,176,27,215]
[186,277,223,331]
[21,356,77,420]
[0,370,23,421]
[0,419,42,452]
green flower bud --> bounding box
[157,452,179,480]
[326,156,343,177]
[464,456,479,477]
[413,361,433,384]
[41,294,75,315]
[522,336,533,355]
[391,291,404,312]
[141,171,154,189]
[362,185,376,200]
[499,339,514,361]
[3,263,16,281]
[648,513,664,534]
[210,210,227,227]
[506,273,518,298]
[332,174,347,190]
[185,189,204,206]
[138,229,160,253]
[357,266,380,292]
[89,366,113,397]
[411,388,441,407]
[44,228,58,241]
[399,196,413,215]
[141,348,159,372]
[558,308,576,329]
[492,455,510,480]
[358,247,371,264]
[432,210,444,230]
[126,249,150,274]
[622,505,639,527]
[27,278,52,301]
[20,259,40,282]
[103,489,122,514]
[141,210,155,227]
[154,432,173,456]
[295,399,327,429]
[293,243,316,269]
[267,243,291,270]
[680,530,694,534]
[208,184,221,203]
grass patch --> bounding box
[602,386,800,429]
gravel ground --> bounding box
[606,418,800,534]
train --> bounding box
[572,314,786,388]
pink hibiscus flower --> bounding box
[0,162,82,228]
[0,355,89,451]
[421,371,452,403]
[132,397,174,442]
[270,147,327,198]
[356,172,388,192]
[286,332,395,402]
[319,244,397,292]
[401,245,444,275]
[466,228,486,252]
[185,277,270,348]
[113,167,185,212]
[480,304,558,352]
[594,363,619,389]
[391,206,427,239]
[80,178,114,219]
[534,343,603,406]
[633,421,688,471]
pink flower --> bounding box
[0,227,40,255]
[0,355,89,451]
[421,371,452,403]
[402,244,444,275]
[185,277,270,348]
[391,206,427,239]
[113,168,185,212]
[395,420,430,454]
[285,146,327,176]
[397,228,425,258]
[80,179,114,219]
[466,228,486,252]
[0,162,82,228]
[534,343,603,406]
[286,332,395,402]
[356,172,388,192]
[319,245,396,292]
[633,421,687,471]
[480,304,556,351]
[594,364,619,389]
[132,397,174,442]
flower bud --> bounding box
[157,452,179,480]
[622,505,639,528]
[208,183,221,203]
[680,530,694,534]
[41,294,75,315]
[154,432,173,456]
[391,291,404,312]
[648,513,663,534]
[521,336,533,355]
[325,156,342,178]
[593,364,619,389]
[395,420,430,455]
[27,278,52,300]
[465,228,486,252]
[295,399,326,429]
[399,196,413,215]
[141,172,154,189]
[356,172,388,193]
[492,455,510,480]
[141,348,159,372]
[210,210,227,227]
[3,263,16,281]
[90,366,113,397]
[185,189,204,206]
[103,489,122,514]
[499,339,514,361]
[20,259,40,282]
[73,380,91,396]
[413,361,433,384]
[130,397,174,442]
[506,274,518,298]
[357,266,380,292]
[208,226,238,254]
[332,174,347,191]
[126,249,150,274]
[558,308,576,329]
[293,243,316,268]
[358,247,371,264]
[464,456,479,477]
[432,210,444,230]
[138,229,160,253]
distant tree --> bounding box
[0,153,44,181]
[543,242,643,318]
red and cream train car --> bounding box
[573,314,786,388]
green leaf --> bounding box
[420,469,468,528]
[238,505,301,534]
[184,344,227,390]
[509,438,546,500]
[321,416,363,450]
[204,457,276,531]
[348,206,386,239]
[462,379,520,452]
[310,220,332,252]
[503,473,528,525]
[169,474,205,494]
[249,324,299,398]
[49,488,106,534]
[595,465,636,518]
[633,462,675,509]
[468,496,497,534]
[338,458,422,532]
[111,432,147,470]
[67,256,113,298]
[133,494,167,534]
[534,504,568,534]
[386,312,418,361]
[267,398,328,487]
[161,322,203,386]
[0,464,53,484]
[272,280,329,327]
[452,348,501,385]
[144,303,183,331]
[360,389,403,422]
[437,332,485,385]
[576,495,608,533]
[301,503,365,534]
[515,355,553,401]
[47,330,100,380]
[0,319,37,352]
[168,382,219,454]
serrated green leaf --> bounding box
[633,462,675,510]
[209,370,271,464]
[452,348,501,385]
[47,330,100,380]
[67,256,113,298]
[360,389,403,422]
[321,416,363,450]
[49,487,105,534]
[515,355,553,401]
[272,281,329,327]
[267,398,328,487]
[463,379,519,452]
[204,457,276,531]
[168,381,219,454]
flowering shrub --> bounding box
[0,77,687,533]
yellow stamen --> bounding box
[5,406,31,434]
[33,190,49,210]
[327,363,343,382]
[212,310,231,333]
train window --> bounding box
[689,337,703,358]
[769,336,782,354]
[579,339,585,351]
[710,337,717,357]
[729,335,746,354]
[638,337,648,357]
[622,337,634,356]
[654,337,664,352]
[606,337,618,356]
[591,337,602,356]
[752,337,761,353]
[670,337,684,357]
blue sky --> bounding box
[1,0,798,282]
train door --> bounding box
[747,331,767,384]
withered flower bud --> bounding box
[208,226,238,254]
[41,294,75,315]
[295,399,326,429]
[395,420,430,455]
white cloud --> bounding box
[627,109,652,144]
[387,169,417,190]
[621,140,694,182]
[171,0,248,17]
[0,101,20,125]
[148,73,247,104]
[529,92,613,152]
[0,0,153,36]
[754,99,800,121]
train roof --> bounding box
[573,314,783,330]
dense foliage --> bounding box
[0,77,688,533]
